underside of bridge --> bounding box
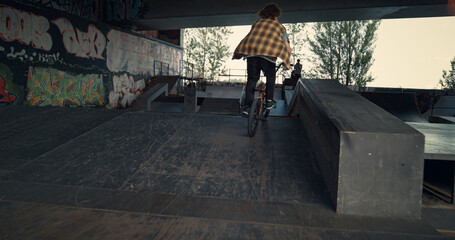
[20,0,453,30]
[130,0,452,30]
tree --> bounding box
[308,20,380,87]
[277,23,306,80]
[283,23,306,63]
[439,57,455,90]
[184,27,232,81]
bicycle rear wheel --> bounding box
[248,98,260,137]
[263,108,270,119]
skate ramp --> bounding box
[432,96,455,117]
[205,85,283,100]
[360,92,427,122]
[1,93,452,237]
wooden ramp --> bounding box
[0,110,450,239]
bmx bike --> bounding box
[247,62,285,137]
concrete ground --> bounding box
[1,105,455,239]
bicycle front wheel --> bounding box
[248,98,261,137]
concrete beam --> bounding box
[132,0,450,30]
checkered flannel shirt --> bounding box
[233,18,291,69]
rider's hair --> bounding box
[258,3,282,19]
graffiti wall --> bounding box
[107,73,145,109]
[0,63,21,104]
[106,29,154,75]
[155,44,183,75]
[26,0,143,22]
[27,67,104,107]
[0,2,182,108]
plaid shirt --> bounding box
[233,19,291,69]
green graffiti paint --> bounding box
[26,67,105,107]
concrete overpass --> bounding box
[129,0,452,30]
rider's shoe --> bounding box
[266,99,276,110]
[242,106,250,117]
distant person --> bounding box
[282,59,301,89]
[292,59,302,80]
[232,3,291,116]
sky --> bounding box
[224,16,455,89]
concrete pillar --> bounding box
[184,83,197,113]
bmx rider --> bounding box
[232,3,291,116]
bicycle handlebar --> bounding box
[275,62,284,73]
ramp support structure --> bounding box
[184,84,197,113]
[133,83,168,112]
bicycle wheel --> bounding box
[248,98,260,137]
[263,108,270,120]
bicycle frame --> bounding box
[246,62,285,137]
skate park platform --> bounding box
[199,85,288,116]
[145,85,289,116]
[440,116,455,123]
[2,80,455,238]
[407,122,455,161]
[358,91,455,205]
[407,122,455,205]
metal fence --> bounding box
[154,61,170,76]
[219,68,290,84]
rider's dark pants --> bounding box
[245,57,276,107]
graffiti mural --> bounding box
[26,67,105,107]
[107,73,145,109]
[27,0,85,17]
[0,2,182,109]
[0,45,62,64]
[0,63,22,105]
[155,44,182,75]
[106,0,142,21]
[25,0,142,22]
[0,75,17,104]
[106,29,154,75]
[0,5,52,51]
[53,18,106,59]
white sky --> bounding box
[224,16,455,89]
